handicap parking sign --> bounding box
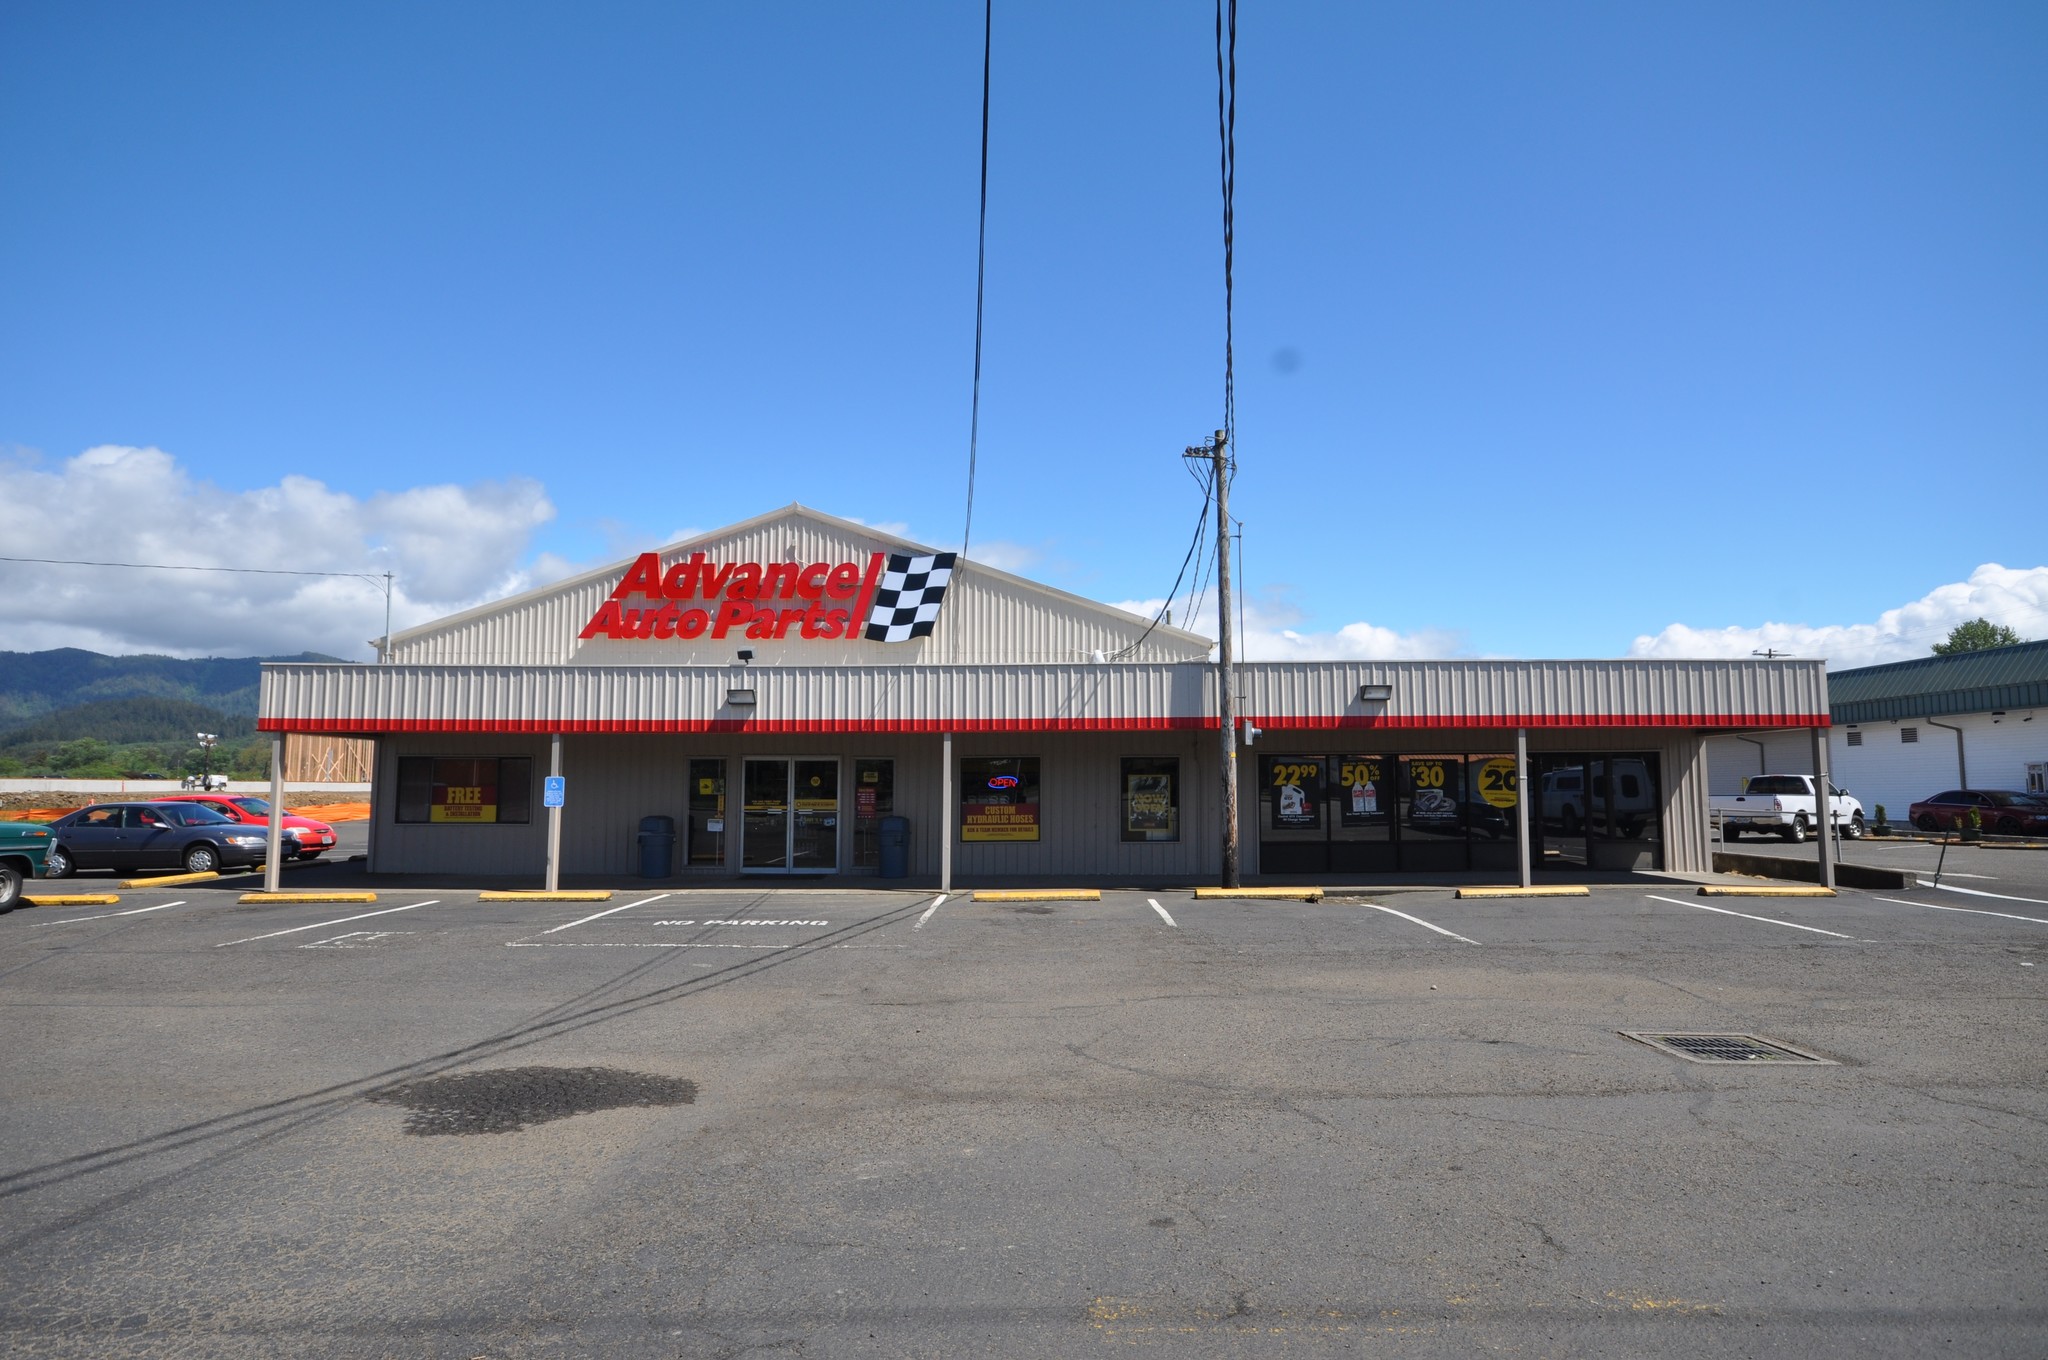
[543,776,566,808]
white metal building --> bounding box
[1706,640,2048,822]
[258,506,1830,884]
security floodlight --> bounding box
[1358,684,1393,702]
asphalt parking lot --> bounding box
[4,872,2047,1358]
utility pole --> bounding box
[1187,429,1239,886]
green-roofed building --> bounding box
[1707,640,2048,820]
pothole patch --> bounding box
[367,1065,697,1135]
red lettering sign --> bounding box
[581,549,940,645]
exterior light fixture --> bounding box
[726,687,757,707]
[1358,684,1393,702]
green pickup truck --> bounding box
[1,819,54,911]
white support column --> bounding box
[1516,728,1532,889]
[1813,726,1836,891]
[941,732,954,893]
[546,732,563,893]
[263,732,284,893]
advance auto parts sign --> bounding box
[579,550,957,644]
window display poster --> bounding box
[1337,758,1388,827]
[962,757,1041,842]
[1126,773,1175,835]
[431,759,497,823]
[1476,757,1518,808]
[1405,757,1460,825]
[1268,759,1322,830]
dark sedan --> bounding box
[1908,789,2048,836]
[44,801,272,877]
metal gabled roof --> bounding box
[1829,639,2048,724]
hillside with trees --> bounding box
[0,648,350,779]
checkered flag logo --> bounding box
[864,551,957,643]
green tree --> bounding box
[50,738,113,773]
[1933,618,2026,655]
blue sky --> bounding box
[3,2,2043,665]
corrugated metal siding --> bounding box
[266,658,1827,731]
[385,507,1212,668]
[1237,659,1826,726]
[372,729,1218,879]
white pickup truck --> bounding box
[1712,774,1865,843]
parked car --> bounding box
[0,818,55,911]
[43,801,270,877]
[153,793,339,860]
[1711,774,1864,842]
[1908,790,2048,836]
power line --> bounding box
[2,554,399,662]
[960,0,993,560]
[1216,0,1237,447]
[0,554,385,587]
[1112,468,1213,660]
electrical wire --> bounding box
[1216,0,1237,449]
[960,0,993,561]
[1111,468,1213,660]
[0,554,387,589]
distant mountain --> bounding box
[0,697,255,750]
[0,648,350,728]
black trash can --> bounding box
[877,815,910,879]
[637,814,676,878]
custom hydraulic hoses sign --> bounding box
[579,550,957,644]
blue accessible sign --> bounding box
[543,776,566,808]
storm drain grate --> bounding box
[367,1065,697,1135]
[1621,1032,1836,1065]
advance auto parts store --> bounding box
[257,505,1826,886]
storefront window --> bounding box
[1399,755,1467,872]
[852,759,895,867]
[1329,756,1395,872]
[1120,757,1180,842]
[687,758,726,866]
[395,757,533,824]
[961,756,1040,842]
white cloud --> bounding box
[1108,587,1469,661]
[0,444,557,661]
[968,539,1044,574]
[1627,564,2048,669]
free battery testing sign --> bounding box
[543,776,566,808]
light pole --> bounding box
[196,732,218,788]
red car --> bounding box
[1907,789,2048,836]
[154,793,340,859]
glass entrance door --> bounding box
[791,760,840,871]
[742,758,840,873]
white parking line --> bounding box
[1923,882,2048,908]
[914,894,946,929]
[1645,894,1858,939]
[1874,895,2048,926]
[30,900,186,927]
[1147,898,1177,927]
[1363,902,1478,945]
[215,901,440,947]
[541,893,670,934]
